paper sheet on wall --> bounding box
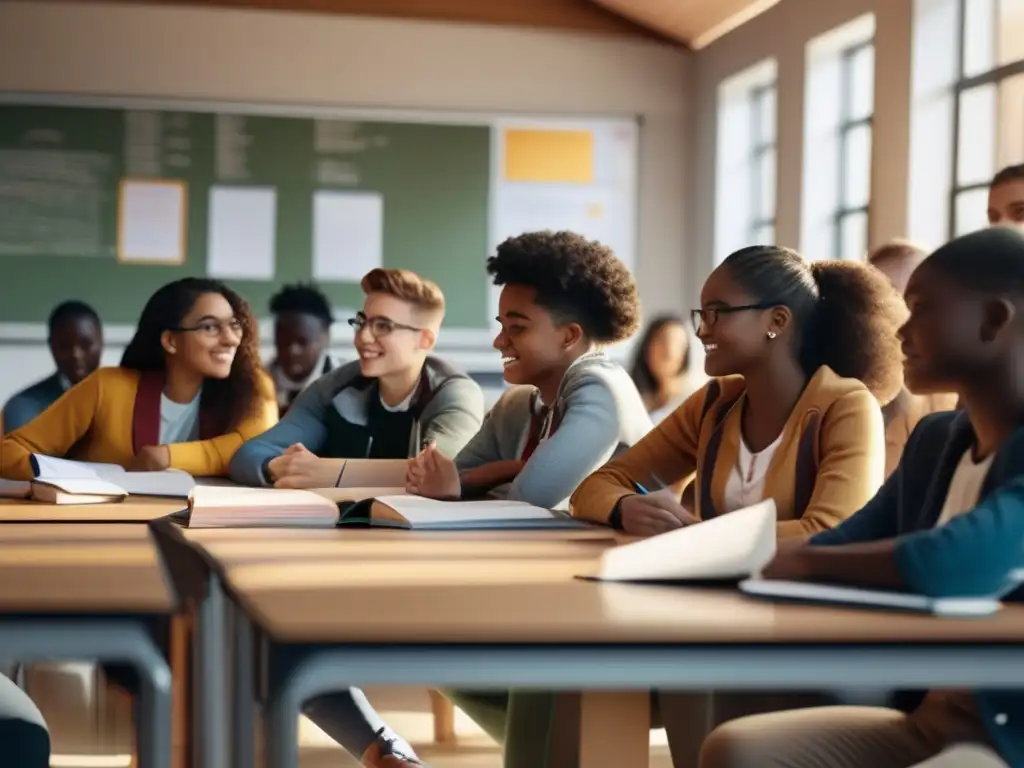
[494,185,615,249]
[312,191,384,282]
[117,180,186,264]
[207,186,277,280]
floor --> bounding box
[29,665,675,767]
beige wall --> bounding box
[688,0,914,301]
[0,0,690,402]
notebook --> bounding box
[583,499,777,582]
[29,477,127,505]
[187,486,340,528]
[739,578,1003,617]
[346,495,589,530]
[30,456,196,498]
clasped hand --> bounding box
[268,443,343,489]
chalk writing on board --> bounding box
[0,149,111,257]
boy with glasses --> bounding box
[229,267,484,488]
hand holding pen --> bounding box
[619,474,698,537]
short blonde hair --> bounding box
[360,268,445,316]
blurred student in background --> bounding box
[268,283,340,416]
[2,301,103,433]
[0,278,276,479]
[868,240,959,477]
[988,163,1024,229]
[630,313,706,424]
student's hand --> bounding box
[271,444,344,489]
[406,443,461,499]
[759,548,813,581]
[459,460,525,488]
[618,489,698,537]
[129,445,171,472]
[266,443,311,483]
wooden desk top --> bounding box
[0,524,174,613]
[221,557,1024,644]
[0,497,184,523]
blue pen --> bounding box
[633,481,650,495]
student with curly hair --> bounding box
[987,163,1024,229]
[406,229,650,509]
[268,283,341,416]
[0,278,277,479]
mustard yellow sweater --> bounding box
[1,367,278,480]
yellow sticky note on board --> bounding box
[503,129,594,183]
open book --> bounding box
[28,456,197,499]
[186,486,587,530]
[584,500,777,582]
[739,578,1003,617]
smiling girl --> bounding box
[0,277,276,479]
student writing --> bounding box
[0,278,276,480]
[698,227,1024,768]
[572,245,906,538]
[406,230,651,509]
[2,301,103,433]
[229,268,484,489]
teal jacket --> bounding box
[813,411,1024,764]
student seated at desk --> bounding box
[0,674,48,767]
[868,240,959,477]
[571,244,906,538]
[699,226,1024,768]
[229,268,484,489]
[629,313,706,425]
[0,278,277,480]
[2,300,103,433]
[405,230,650,509]
[267,282,342,416]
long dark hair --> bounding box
[720,246,906,404]
[121,278,264,435]
[629,314,691,402]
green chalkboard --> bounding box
[0,103,491,327]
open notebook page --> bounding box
[31,455,195,497]
[372,495,563,525]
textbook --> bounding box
[29,456,196,498]
[583,499,777,582]
[186,486,587,530]
[739,578,1003,617]
[29,477,127,505]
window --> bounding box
[749,82,777,244]
[951,0,1024,236]
[714,58,778,264]
[801,14,875,261]
[835,41,874,259]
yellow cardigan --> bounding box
[570,366,885,539]
[1,367,278,481]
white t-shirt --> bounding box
[723,433,783,513]
[934,448,995,527]
[380,387,414,413]
[160,392,201,445]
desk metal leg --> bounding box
[195,573,228,768]
[0,620,171,768]
[265,684,302,768]
[232,602,256,768]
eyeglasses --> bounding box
[690,302,779,333]
[173,318,244,338]
[348,312,422,338]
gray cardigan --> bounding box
[230,356,484,486]
[454,353,652,509]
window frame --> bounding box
[948,0,1024,238]
[749,80,778,243]
[834,38,874,259]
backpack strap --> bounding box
[698,381,742,520]
[793,411,822,519]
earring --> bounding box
[168,347,176,354]
[766,331,777,340]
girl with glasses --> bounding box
[1,277,276,479]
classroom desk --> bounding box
[0,497,185,523]
[215,551,1024,768]
[0,523,175,768]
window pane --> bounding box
[758,87,777,145]
[752,222,775,245]
[838,210,868,260]
[847,45,875,122]
[954,187,992,236]
[997,72,1024,170]
[963,0,996,77]
[755,149,776,220]
[997,0,1024,71]
[842,123,872,208]
[956,83,997,186]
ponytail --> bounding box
[800,261,906,404]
